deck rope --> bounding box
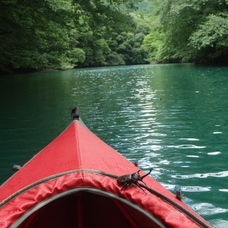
[0,169,212,228]
[0,169,117,207]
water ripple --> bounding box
[167,144,206,149]
[210,220,228,228]
[172,171,228,179]
[192,203,228,216]
[179,138,200,141]
[180,186,211,192]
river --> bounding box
[0,64,228,227]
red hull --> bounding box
[0,119,212,228]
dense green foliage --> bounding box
[0,0,150,74]
[143,0,228,63]
[1,0,228,74]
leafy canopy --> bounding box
[143,0,228,63]
[0,0,147,73]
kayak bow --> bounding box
[0,108,212,228]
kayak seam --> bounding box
[0,169,118,208]
[74,120,82,170]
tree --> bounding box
[0,0,75,72]
[144,0,228,63]
[189,13,228,62]
[0,0,144,74]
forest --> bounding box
[0,0,228,74]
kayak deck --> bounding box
[0,111,213,228]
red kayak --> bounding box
[0,108,212,228]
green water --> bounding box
[1,64,228,227]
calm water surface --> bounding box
[1,64,228,227]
